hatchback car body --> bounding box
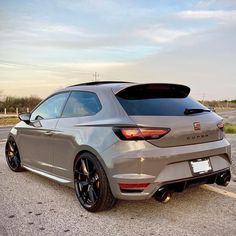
[5,82,231,212]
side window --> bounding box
[31,92,69,120]
[62,91,102,118]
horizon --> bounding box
[1,0,236,100]
[0,83,236,102]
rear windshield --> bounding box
[116,96,207,116]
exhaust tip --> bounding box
[154,188,171,203]
[216,172,231,187]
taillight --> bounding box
[113,127,170,140]
[217,122,224,130]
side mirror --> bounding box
[18,112,31,124]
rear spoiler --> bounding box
[113,83,191,99]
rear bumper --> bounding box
[102,137,231,200]
[113,168,231,200]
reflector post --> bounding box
[119,183,150,189]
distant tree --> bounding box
[0,96,42,113]
[0,90,4,100]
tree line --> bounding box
[0,96,42,113]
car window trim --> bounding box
[30,91,71,121]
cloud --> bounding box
[106,24,236,100]
[177,10,236,22]
[195,0,236,9]
[0,19,100,40]
[135,25,190,43]
[1,0,236,100]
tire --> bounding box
[5,136,24,172]
[74,152,116,212]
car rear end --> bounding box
[102,83,231,201]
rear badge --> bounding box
[193,122,201,131]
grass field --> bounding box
[224,123,236,134]
[0,117,19,126]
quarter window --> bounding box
[62,91,102,117]
[31,92,69,120]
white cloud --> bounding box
[177,10,236,21]
[135,25,190,43]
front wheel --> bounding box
[5,137,24,172]
[74,152,116,212]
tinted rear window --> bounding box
[116,96,207,116]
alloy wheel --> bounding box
[5,138,22,171]
[74,157,100,208]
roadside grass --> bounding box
[224,123,236,134]
[0,117,19,126]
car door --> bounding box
[52,91,102,180]
[17,92,70,173]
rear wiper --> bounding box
[184,108,211,115]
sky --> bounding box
[0,0,236,100]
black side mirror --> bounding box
[18,112,31,124]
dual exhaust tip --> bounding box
[216,172,231,187]
[154,188,171,203]
[154,171,231,203]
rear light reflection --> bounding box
[113,127,170,140]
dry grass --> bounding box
[0,117,19,126]
[224,123,236,134]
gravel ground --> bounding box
[0,135,236,236]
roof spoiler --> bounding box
[68,81,132,87]
[114,83,191,99]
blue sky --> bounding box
[0,0,236,99]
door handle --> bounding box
[44,131,54,136]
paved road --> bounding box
[0,127,12,140]
[0,135,236,236]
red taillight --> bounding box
[113,127,170,140]
[217,122,224,130]
[139,128,169,139]
[121,128,143,140]
[119,183,150,189]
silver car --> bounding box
[5,82,231,212]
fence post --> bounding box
[16,108,18,115]
[27,107,29,112]
[4,108,6,115]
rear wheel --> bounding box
[74,152,116,212]
[5,137,24,172]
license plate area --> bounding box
[189,158,213,176]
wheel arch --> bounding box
[72,145,116,196]
[73,145,110,178]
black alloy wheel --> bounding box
[5,137,24,172]
[74,152,116,212]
